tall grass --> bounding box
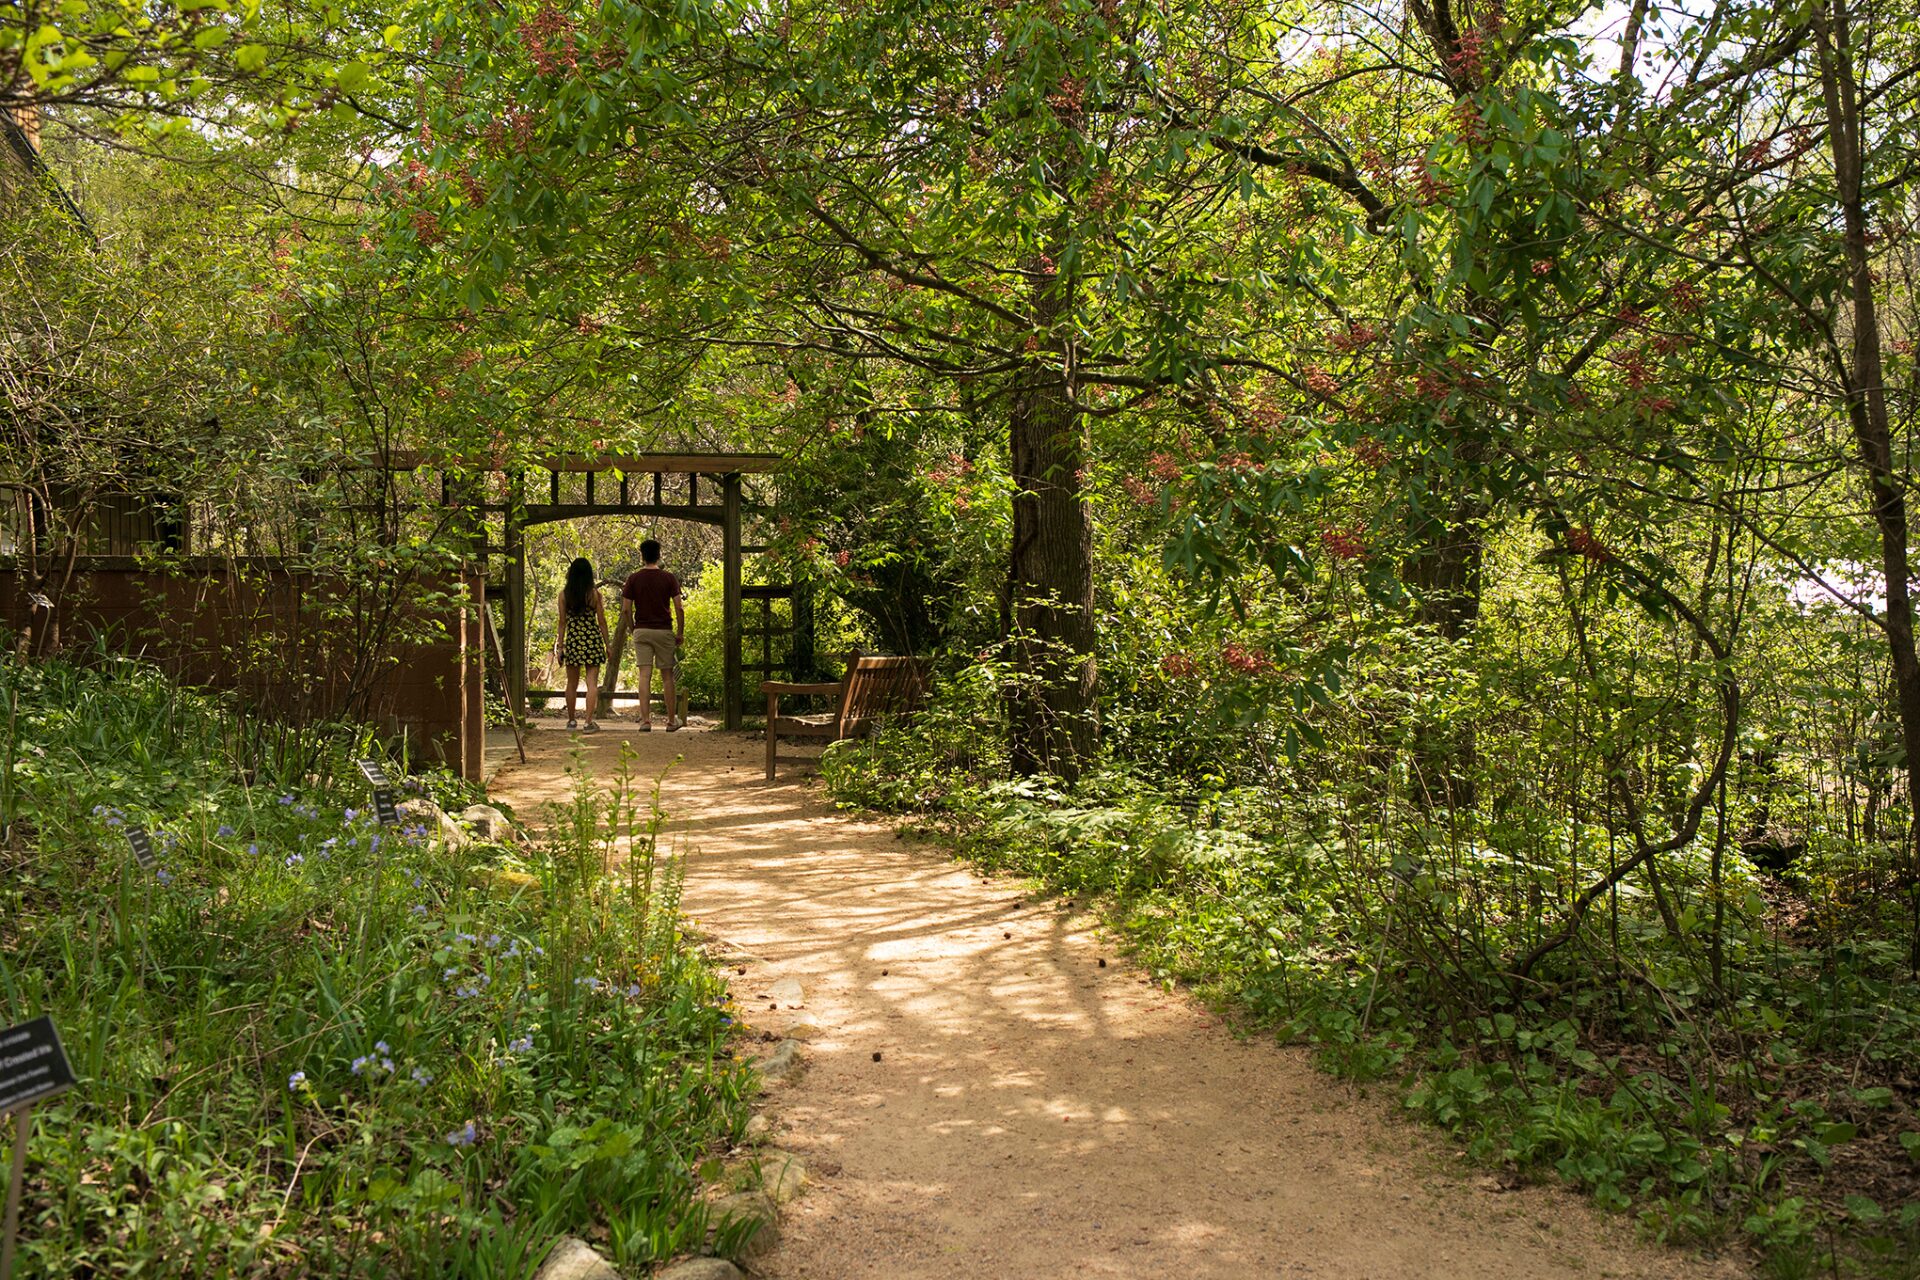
[0,651,750,1278]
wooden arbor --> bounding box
[387,451,791,730]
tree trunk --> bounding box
[1007,257,1096,782]
[1816,0,1920,967]
[1401,495,1484,807]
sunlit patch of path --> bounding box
[489,723,1746,1280]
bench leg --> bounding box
[765,693,779,781]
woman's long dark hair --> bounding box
[563,558,595,616]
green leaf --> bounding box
[1843,1194,1883,1222]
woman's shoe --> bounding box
[639,723,653,732]
[664,720,681,732]
[566,718,578,732]
[583,721,601,733]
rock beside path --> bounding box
[757,1039,804,1081]
[710,1190,779,1260]
[764,1154,807,1203]
[657,1261,745,1280]
[532,1237,619,1280]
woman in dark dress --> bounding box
[553,557,609,732]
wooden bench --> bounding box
[762,655,930,779]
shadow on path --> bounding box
[489,724,1742,1280]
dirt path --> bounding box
[490,724,1744,1280]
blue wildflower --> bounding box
[344,808,359,823]
[247,843,259,856]
[625,983,643,998]
[288,1071,307,1091]
[155,869,173,885]
[285,853,304,868]
[279,794,295,806]
[217,824,234,837]
[351,1055,370,1075]
[486,934,501,949]
[507,1035,533,1054]
[446,1120,477,1147]
[411,1067,434,1086]
[410,904,428,916]
[375,1041,389,1054]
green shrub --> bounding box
[0,654,754,1278]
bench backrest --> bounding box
[835,655,930,737]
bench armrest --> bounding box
[761,681,843,695]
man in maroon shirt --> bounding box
[619,539,685,730]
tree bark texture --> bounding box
[1816,0,1920,961]
[1007,262,1096,782]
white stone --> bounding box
[767,977,805,1007]
[657,1261,745,1280]
[458,803,515,840]
[533,1236,620,1280]
[757,1039,804,1081]
[709,1190,779,1259]
[764,1154,807,1204]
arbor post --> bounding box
[723,473,744,730]
[503,470,527,720]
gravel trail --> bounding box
[489,723,1744,1280]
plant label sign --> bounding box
[126,828,156,870]
[373,789,399,827]
[0,1018,74,1116]
[356,760,392,789]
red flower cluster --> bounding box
[1352,435,1391,468]
[1638,395,1677,416]
[1669,280,1705,315]
[1303,366,1340,397]
[1218,451,1265,475]
[1329,322,1382,352]
[1148,452,1183,481]
[1415,370,1452,402]
[1531,259,1554,275]
[1320,523,1368,562]
[519,4,579,77]
[1619,349,1654,390]
[1220,642,1273,675]
[1614,304,1650,331]
[411,210,442,246]
[1160,652,1199,679]
[1566,527,1611,562]
[834,549,851,568]
[1452,98,1488,147]
[1447,26,1487,79]
[1122,476,1158,507]
[1416,162,1452,206]
[1086,170,1118,214]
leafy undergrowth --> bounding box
[822,707,1920,1280]
[0,653,754,1278]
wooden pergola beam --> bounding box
[376,451,782,474]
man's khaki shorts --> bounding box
[632,628,676,667]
